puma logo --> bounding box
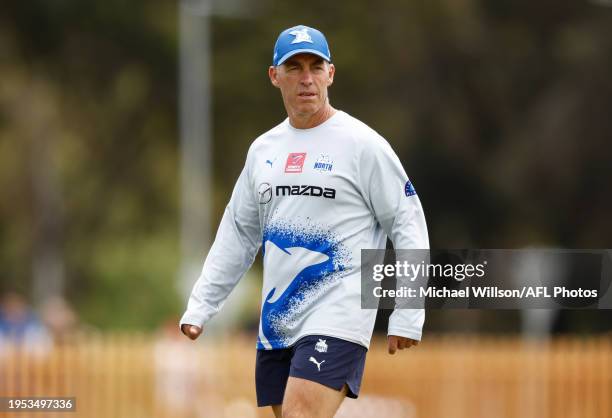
[309,356,325,372]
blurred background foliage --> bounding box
[0,0,611,331]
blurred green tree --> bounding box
[0,0,611,330]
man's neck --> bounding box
[288,104,337,129]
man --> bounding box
[180,25,428,418]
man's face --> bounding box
[269,53,335,118]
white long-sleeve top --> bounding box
[180,110,429,349]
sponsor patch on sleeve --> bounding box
[404,179,417,197]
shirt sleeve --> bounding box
[180,149,262,329]
[358,135,429,341]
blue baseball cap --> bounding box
[272,25,331,67]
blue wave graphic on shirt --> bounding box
[258,225,345,349]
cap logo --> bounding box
[289,28,313,44]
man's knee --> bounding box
[281,400,309,418]
[281,393,343,418]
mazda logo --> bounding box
[258,182,272,204]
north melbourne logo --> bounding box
[313,154,333,173]
[289,28,313,44]
[315,339,328,353]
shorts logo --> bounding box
[309,356,325,372]
[315,339,328,353]
[313,154,333,173]
[285,152,307,173]
[404,179,416,197]
[258,182,272,204]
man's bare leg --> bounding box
[281,376,347,418]
[271,404,282,418]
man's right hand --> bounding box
[181,324,203,340]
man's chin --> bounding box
[293,104,321,117]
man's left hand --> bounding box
[387,335,419,355]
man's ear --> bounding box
[327,63,335,87]
[269,66,280,88]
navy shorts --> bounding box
[255,334,367,407]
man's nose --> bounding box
[300,70,313,85]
